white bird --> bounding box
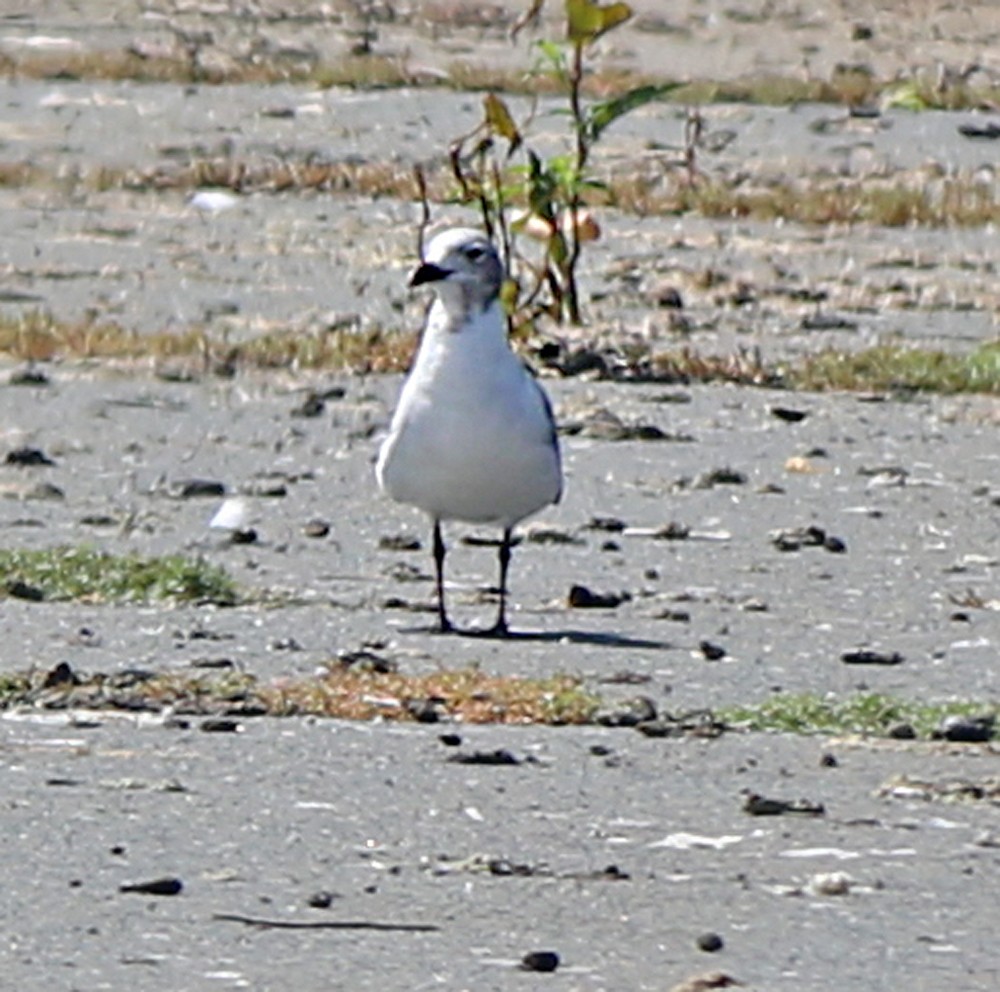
[376,227,562,635]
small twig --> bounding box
[213,912,439,933]
[491,160,511,263]
[683,107,705,186]
[413,164,431,258]
[510,0,545,41]
[564,40,587,324]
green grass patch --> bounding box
[0,546,237,604]
[720,693,996,738]
[788,342,1000,394]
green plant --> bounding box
[0,546,237,604]
[447,0,678,326]
[721,693,996,738]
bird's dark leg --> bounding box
[488,527,513,637]
[432,520,452,633]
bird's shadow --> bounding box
[397,624,673,650]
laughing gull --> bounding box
[376,227,562,635]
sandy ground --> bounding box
[0,3,999,991]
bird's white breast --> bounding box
[377,302,560,527]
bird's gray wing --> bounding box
[532,377,563,505]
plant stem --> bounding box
[563,39,587,325]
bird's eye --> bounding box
[464,246,486,261]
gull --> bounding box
[376,227,562,635]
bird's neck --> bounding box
[413,297,511,379]
[427,294,507,344]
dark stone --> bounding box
[291,392,326,417]
[520,950,559,973]
[594,696,657,727]
[171,478,226,498]
[43,662,78,688]
[119,877,183,896]
[700,641,727,661]
[306,890,338,909]
[7,579,45,601]
[200,718,243,733]
[5,446,55,466]
[378,534,422,551]
[9,368,49,386]
[935,714,995,743]
[567,584,628,609]
[447,748,521,766]
[770,406,808,423]
[697,932,724,953]
[841,649,904,666]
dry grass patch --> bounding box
[646,346,779,387]
[2,663,599,725]
[127,157,450,201]
[0,311,418,374]
[4,49,413,89]
[613,175,1000,228]
[260,666,599,724]
[5,45,999,111]
[3,309,999,395]
[5,149,998,231]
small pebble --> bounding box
[9,368,49,386]
[447,748,521,766]
[699,640,727,661]
[5,446,55,466]
[172,478,226,499]
[841,649,904,666]
[200,718,243,734]
[306,890,338,909]
[770,406,808,423]
[520,950,559,973]
[379,534,421,552]
[303,519,331,538]
[808,871,852,896]
[696,932,724,953]
[935,714,995,743]
[568,584,627,609]
[119,877,183,896]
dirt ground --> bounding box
[0,3,998,991]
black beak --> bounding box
[409,262,451,287]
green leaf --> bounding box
[531,39,570,86]
[566,0,632,45]
[483,93,522,153]
[585,82,683,140]
[499,277,520,315]
[549,230,569,264]
[526,150,557,218]
[881,81,931,112]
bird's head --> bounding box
[409,228,503,313]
